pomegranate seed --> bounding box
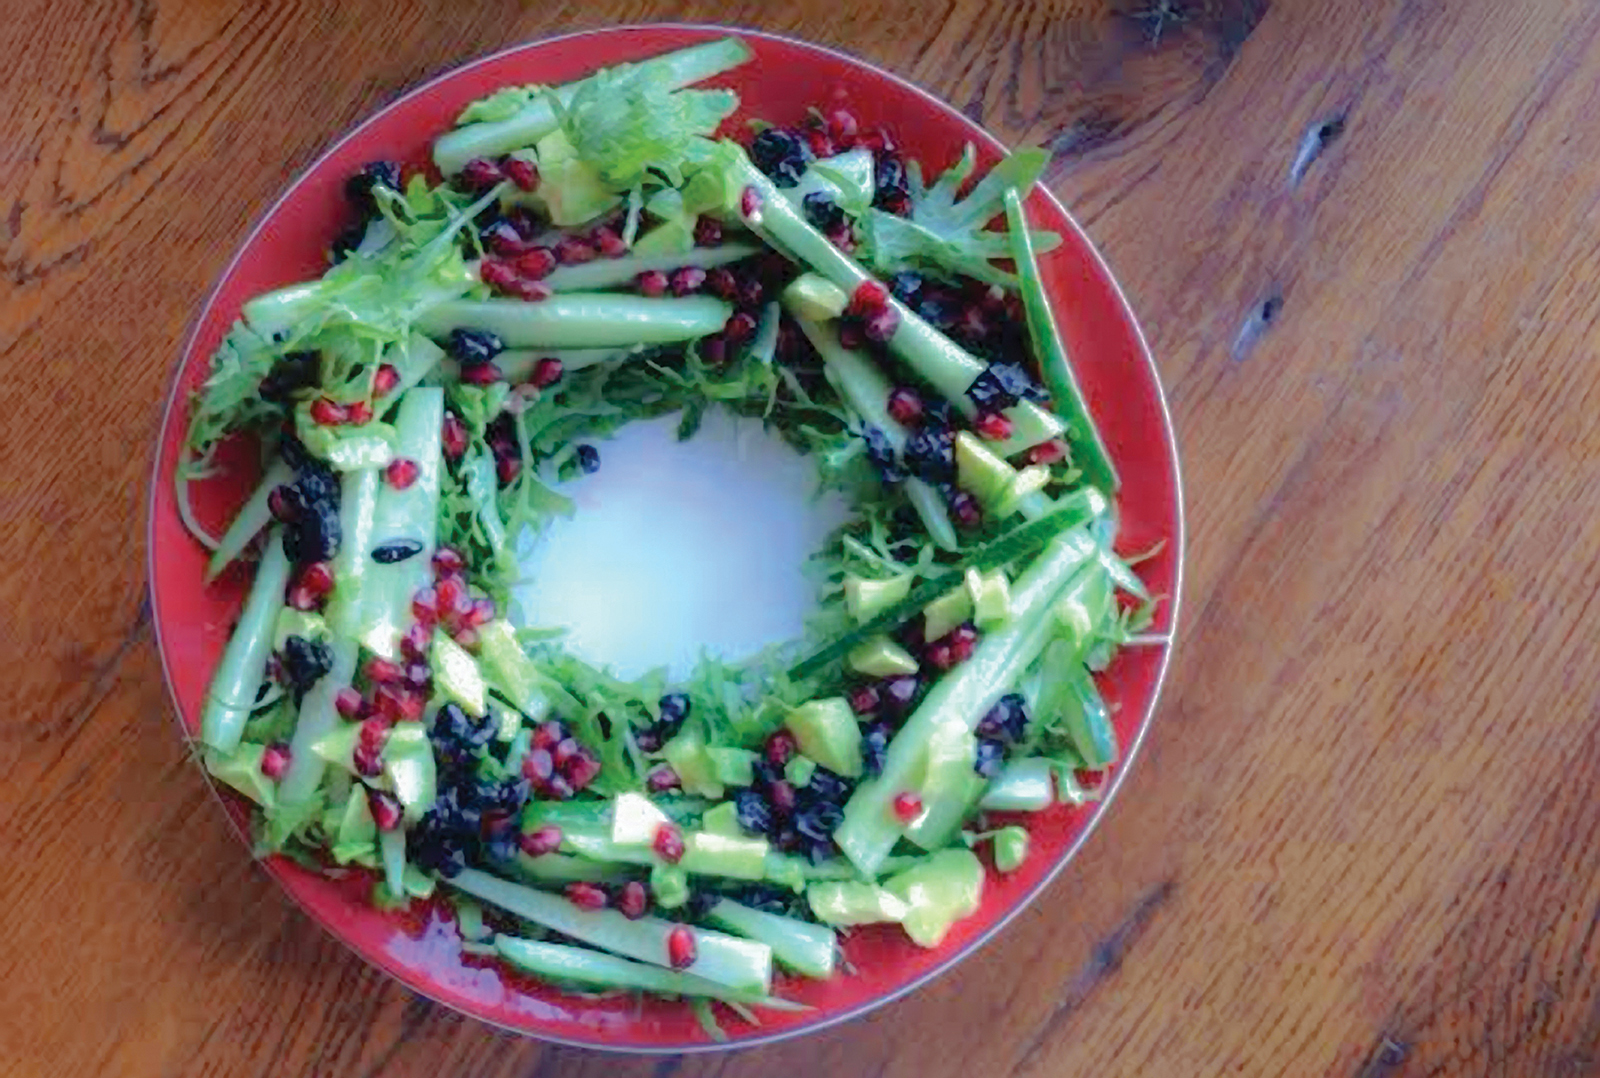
[646,765,681,793]
[653,823,686,864]
[368,788,403,830]
[740,185,763,218]
[358,716,392,749]
[848,685,881,716]
[385,457,420,489]
[553,738,581,768]
[949,490,983,530]
[666,926,697,970]
[566,883,609,911]
[373,364,401,396]
[859,129,890,153]
[635,270,670,297]
[616,880,650,920]
[297,561,335,599]
[892,791,923,822]
[700,335,729,364]
[975,412,1014,441]
[375,683,424,723]
[765,729,799,768]
[466,597,496,628]
[769,780,797,816]
[705,267,738,299]
[592,226,627,258]
[365,657,404,684]
[863,307,901,343]
[505,277,551,304]
[827,225,856,253]
[482,221,527,258]
[737,277,765,309]
[519,824,563,857]
[671,266,707,296]
[925,643,955,670]
[260,743,291,780]
[804,128,834,157]
[1074,768,1109,791]
[267,485,297,522]
[693,217,723,246]
[353,744,384,778]
[460,362,501,386]
[724,312,758,343]
[544,773,575,800]
[961,307,989,339]
[503,156,540,191]
[335,687,365,720]
[530,357,564,388]
[401,621,432,660]
[515,247,558,279]
[837,321,866,350]
[1027,440,1067,466]
[410,587,438,623]
[522,748,555,783]
[348,400,376,426]
[432,547,465,577]
[850,280,890,314]
[532,720,565,751]
[286,585,320,612]
[566,749,602,791]
[481,259,519,292]
[458,157,505,191]
[825,109,859,143]
[441,413,469,461]
[434,576,466,619]
[404,663,431,687]
[886,387,924,426]
[554,237,597,265]
[496,454,520,486]
[309,398,347,426]
[948,624,980,663]
[453,627,480,650]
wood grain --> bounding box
[6,0,1600,1073]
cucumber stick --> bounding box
[277,467,381,811]
[1004,188,1118,493]
[358,389,444,659]
[706,900,837,979]
[979,758,1056,811]
[793,312,958,551]
[833,531,1098,875]
[729,152,1062,454]
[450,868,772,993]
[416,295,733,349]
[199,529,292,752]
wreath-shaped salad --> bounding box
[182,37,1158,1035]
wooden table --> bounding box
[7,0,1598,1073]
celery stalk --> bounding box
[494,936,802,1008]
[199,528,292,752]
[357,389,444,659]
[205,459,294,581]
[792,312,958,551]
[433,38,754,175]
[706,900,837,978]
[450,868,772,993]
[416,295,733,349]
[545,243,760,292]
[726,151,1063,452]
[833,531,1099,875]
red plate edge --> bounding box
[146,23,1186,1053]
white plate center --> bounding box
[515,410,851,680]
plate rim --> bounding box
[146,20,1186,1053]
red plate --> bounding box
[148,24,1183,1052]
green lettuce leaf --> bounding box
[550,66,737,191]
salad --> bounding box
[182,36,1160,1035]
